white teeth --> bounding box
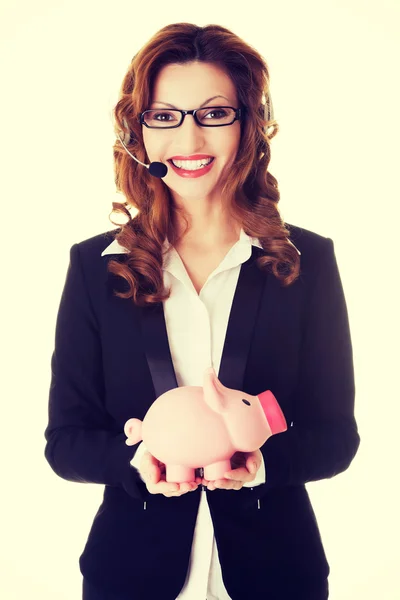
[171,157,213,170]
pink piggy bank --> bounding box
[124,366,287,483]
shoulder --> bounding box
[67,228,124,291]
[285,222,334,269]
[64,228,125,302]
[68,227,126,275]
[280,223,337,287]
[74,227,122,258]
[285,222,332,255]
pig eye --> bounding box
[242,398,251,406]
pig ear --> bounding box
[124,418,142,445]
[204,367,227,391]
[203,367,228,414]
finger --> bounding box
[148,480,180,495]
[140,453,198,494]
[161,481,199,496]
[149,477,180,494]
[221,480,243,490]
[148,477,199,496]
[246,458,258,474]
[143,452,165,476]
[175,482,195,493]
[205,479,234,490]
[141,453,158,479]
[224,467,252,481]
[148,465,160,484]
[200,478,215,491]
[142,451,156,467]
[214,479,237,490]
[211,479,244,491]
[162,481,182,494]
[161,476,199,492]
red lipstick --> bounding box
[169,154,214,160]
[168,157,215,178]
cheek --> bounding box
[142,132,161,160]
[223,137,241,164]
[208,140,239,168]
[224,130,241,158]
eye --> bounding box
[153,111,175,121]
[242,398,251,406]
[205,109,227,119]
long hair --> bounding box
[108,22,300,307]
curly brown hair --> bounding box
[108,22,300,307]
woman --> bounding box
[44,22,360,600]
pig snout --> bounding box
[258,390,287,434]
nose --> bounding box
[174,113,204,145]
[171,115,205,156]
[258,390,287,434]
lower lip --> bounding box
[168,158,215,178]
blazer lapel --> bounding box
[139,301,178,397]
[218,245,268,391]
[138,245,268,398]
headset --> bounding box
[115,90,274,178]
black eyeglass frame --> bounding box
[139,106,245,129]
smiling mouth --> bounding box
[168,157,215,170]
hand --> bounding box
[202,449,263,491]
[140,451,203,497]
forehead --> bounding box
[150,62,237,109]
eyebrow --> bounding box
[151,95,230,109]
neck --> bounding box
[172,200,241,250]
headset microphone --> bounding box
[116,130,168,178]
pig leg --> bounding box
[165,465,196,484]
[204,460,232,481]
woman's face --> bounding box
[142,61,241,208]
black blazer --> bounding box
[44,223,360,600]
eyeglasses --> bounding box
[139,106,244,129]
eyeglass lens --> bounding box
[142,106,236,128]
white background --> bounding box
[1,1,399,598]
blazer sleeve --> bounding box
[44,243,144,501]
[259,237,360,489]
